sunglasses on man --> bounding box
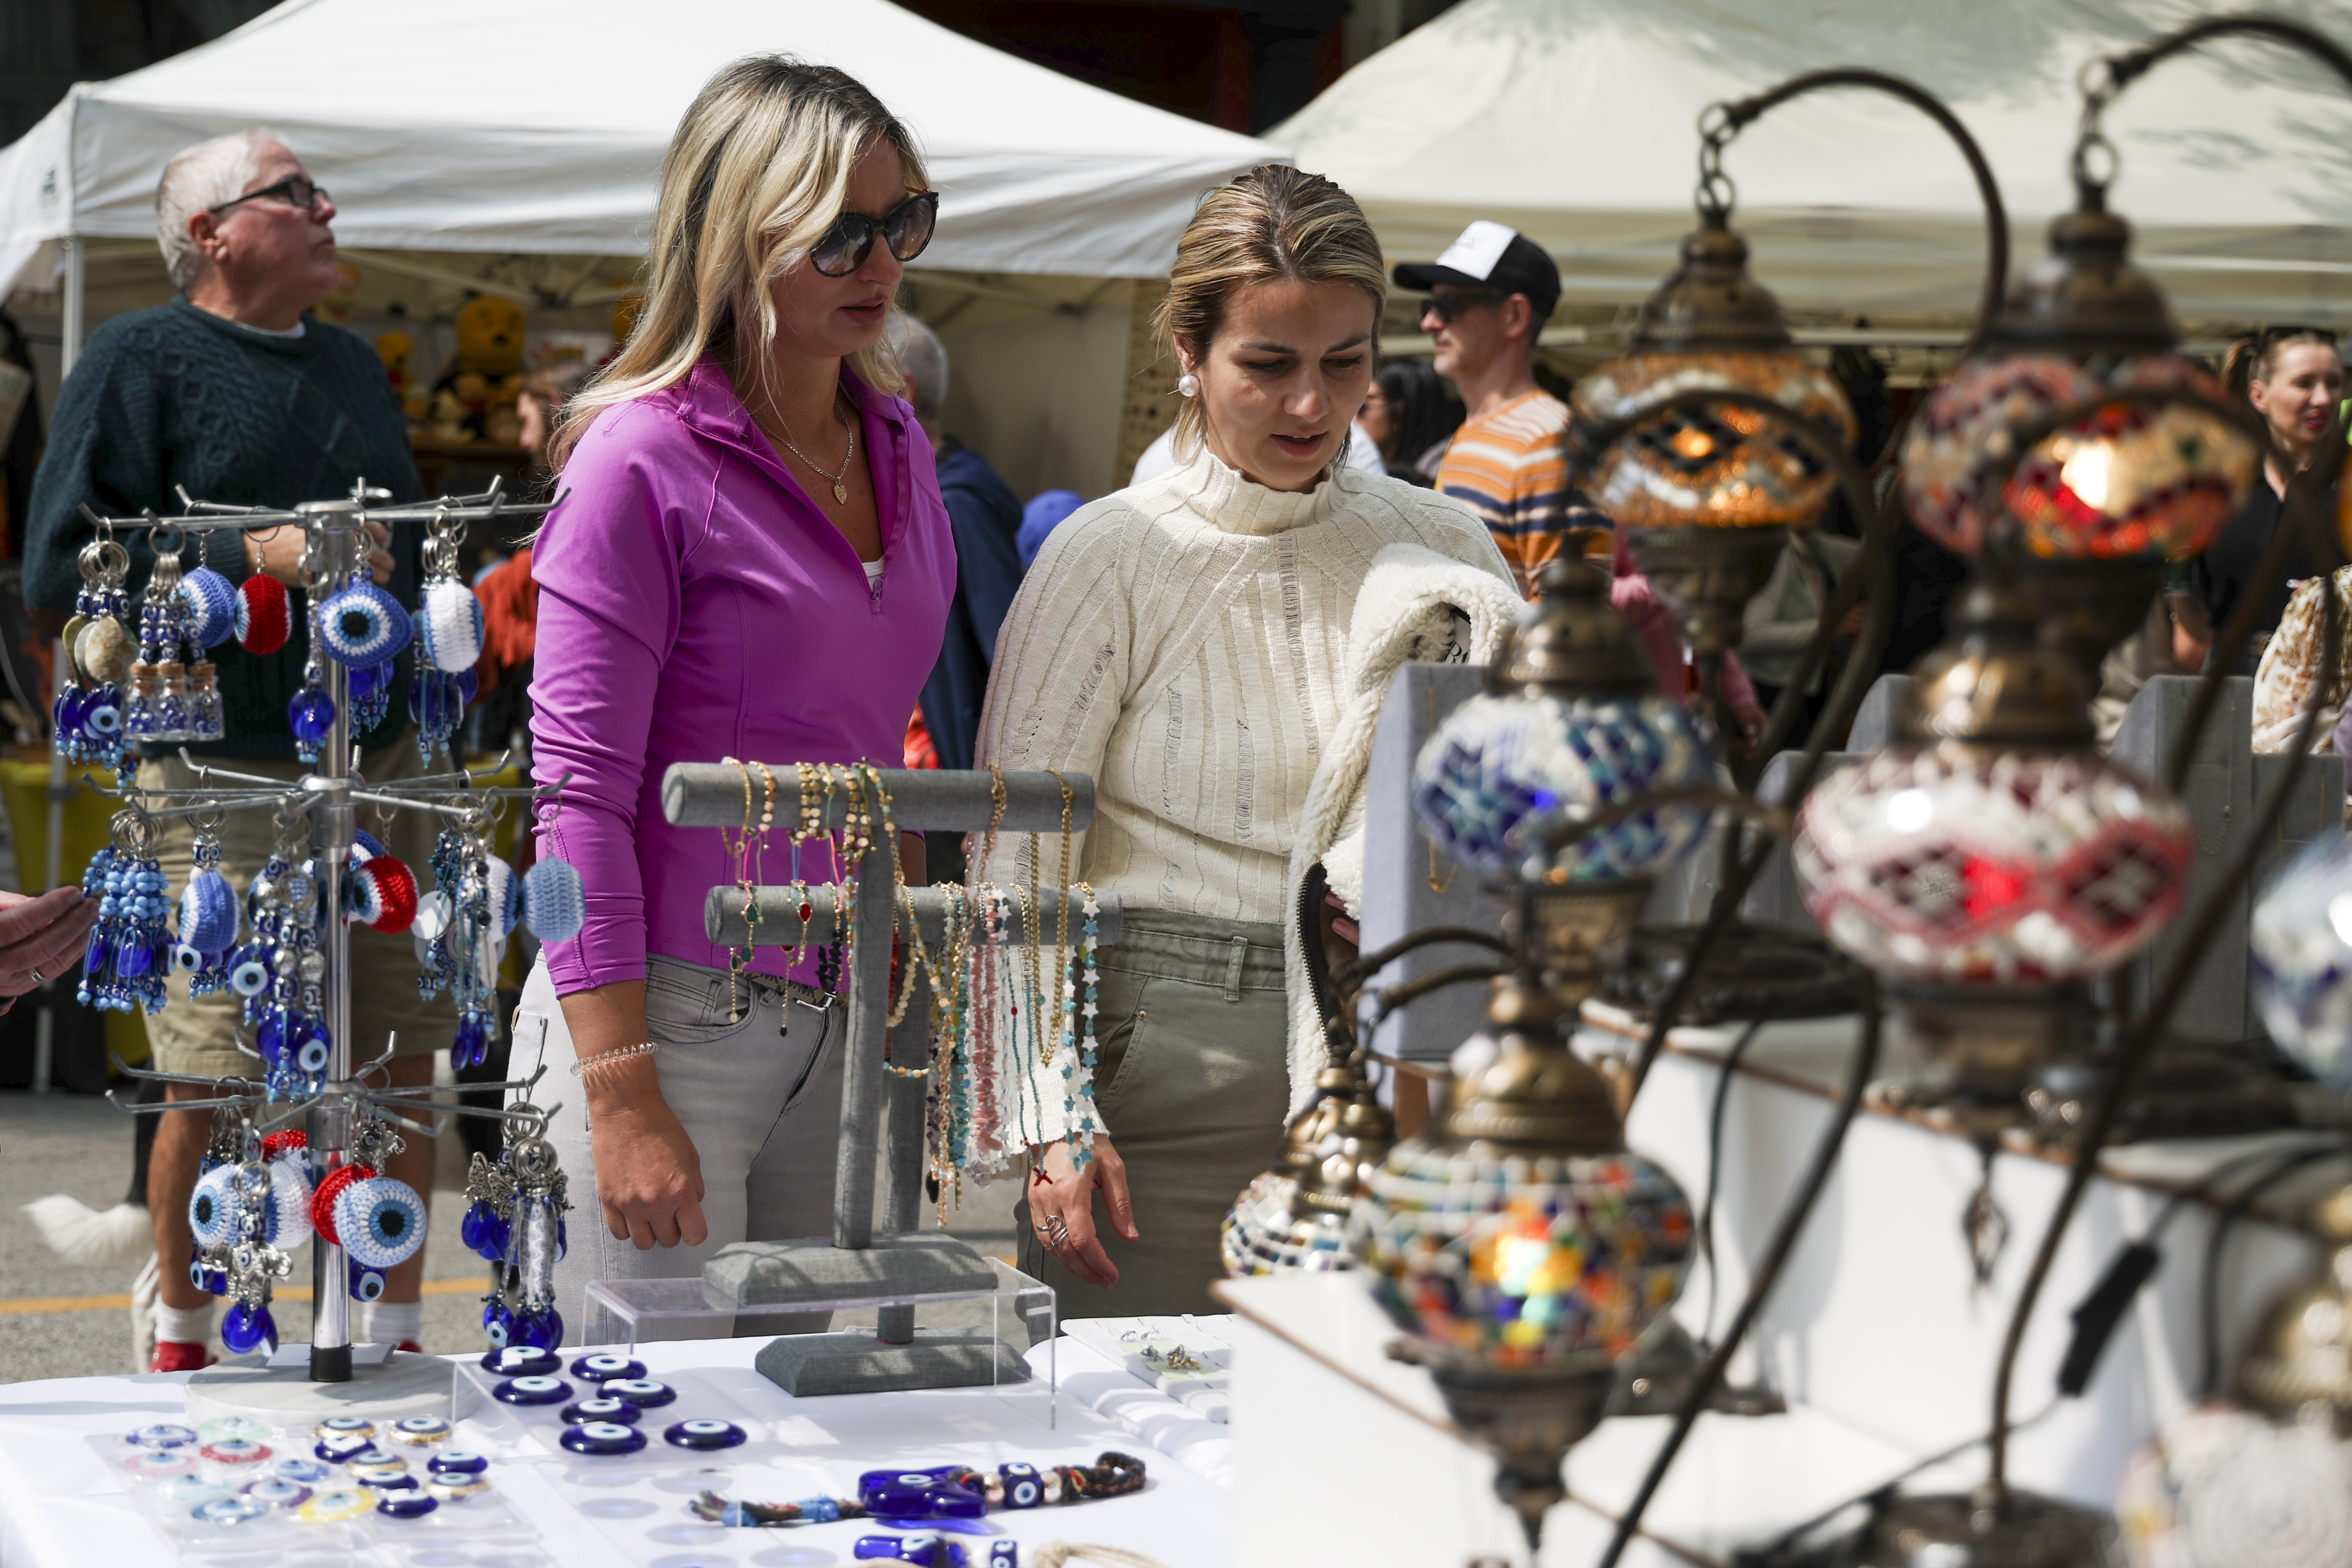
[1423,288,1504,324]
[207,174,330,218]
[810,191,939,278]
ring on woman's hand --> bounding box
[25,968,41,987]
[1044,1216,1070,1246]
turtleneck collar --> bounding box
[1167,434,1353,538]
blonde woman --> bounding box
[522,57,952,1324]
[976,165,1519,1314]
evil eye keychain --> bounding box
[234,803,331,1099]
[57,530,133,772]
[176,530,235,744]
[286,524,342,765]
[466,1102,569,1353]
[411,507,483,765]
[204,1120,292,1356]
[173,808,239,998]
[78,808,168,1014]
[416,801,509,1067]
[344,815,420,935]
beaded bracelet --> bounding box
[690,1452,1146,1529]
[572,1041,658,1080]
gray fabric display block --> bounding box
[755,1327,1030,1396]
[1361,664,1512,1066]
[704,1232,999,1307]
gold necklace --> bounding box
[765,394,857,505]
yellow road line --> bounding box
[0,1277,485,1317]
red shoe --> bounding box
[396,1341,423,1355]
[150,1340,214,1374]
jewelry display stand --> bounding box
[83,485,560,1420]
[659,766,1117,1396]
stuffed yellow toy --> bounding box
[376,330,414,395]
[433,296,528,441]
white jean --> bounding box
[513,954,844,1341]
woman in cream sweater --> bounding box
[973,165,1516,1314]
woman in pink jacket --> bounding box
[522,57,954,1325]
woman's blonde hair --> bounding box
[1154,165,1386,457]
[552,57,926,468]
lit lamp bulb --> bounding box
[1901,204,2260,666]
[1568,218,1858,656]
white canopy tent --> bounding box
[1273,0,2352,333]
[0,0,1278,362]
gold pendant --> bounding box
[833,481,848,504]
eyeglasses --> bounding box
[809,191,939,278]
[207,175,329,218]
[1423,288,1501,324]
[2259,324,2338,348]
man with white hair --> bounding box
[886,314,1023,808]
[25,129,451,1371]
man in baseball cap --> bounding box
[1393,221,1573,597]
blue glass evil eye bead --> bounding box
[601,1378,674,1408]
[492,1375,571,1406]
[229,956,270,997]
[315,1433,374,1463]
[664,1419,746,1452]
[389,1416,450,1446]
[569,1353,644,1384]
[315,1417,374,1440]
[376,1491,438,1518]
[459,1200,508,1260]
[130,1423,198,1450]
[479,1344,559,1376]
[288,687,336,746]
[319,584,413,666]
[427,1451,488,1476]
[559,1397,641,1427]
[220,1302,276,1356]
[191,1496,269,1525]
[512,1307,563,1351]
[243,1478,312,1510]
[559,1422,646,1456]
[999,1462,1043,1509]
[348,1259,386,1302]
[482,1300,514,1348]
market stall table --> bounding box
[0,1335,1232,1568]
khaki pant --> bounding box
[137,735,458,1081]
[1016,910,1290,1317]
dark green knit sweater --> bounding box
[26,298,424,759]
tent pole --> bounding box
[37,237,86,1094]
[60,236,84,374]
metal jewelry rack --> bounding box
[76,480,564,1404]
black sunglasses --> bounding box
[1423,287,1502,324]
[208,174,329,218]
[2259,324,2339,348]
[810,191,939,278]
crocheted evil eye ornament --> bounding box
[178,871,237,957]
[266,1155,315,1250]
[188,1164,241,1248]
[335,1175,427,1269]
[308,1162,376,1245]
[418,580,486,673]
[320,585,414,667]
[522,859,586,944]
[352,828,387,862]
[360,856,419,935]
[176,568,239,649]
[486,858,520,938]
[236,576,291,655]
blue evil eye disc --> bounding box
[558,1422,646,1457]
[297,1034,330,1074]
[427,1451,489,1476]
[354,1467,415,1488]
[480,1345,560,1377]
[319,583,413,666]
[188,1165,240,1247]
[340,1446,398,1471]
[376,1491,438,1518]
[314,1433,373,1462]
[243,1478,311,1510]
[389,1416,450,1445]
[493,1375,572,1406]
[124,1450,193,1479]
[663,1419,746,1451]
[569,1353,646,1383]
[229,959,269,997]
[428,1474,491,1502]
[172,943,204,974]
[315,1417,375,1439]
[600,1378,674,1407]
[159,1478,228,1505]
[268,1459,333,1485]
[200,1439,271,1465]
[192,1496,269,1525]
[559,1397,641,1427]
[130,1423,199,1450]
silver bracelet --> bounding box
[571,1041,658,1079]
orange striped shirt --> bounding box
[1437,390,1602,598]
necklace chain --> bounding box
[764,393,857,505]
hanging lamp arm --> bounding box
[1701,67,2009,337]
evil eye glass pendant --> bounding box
[559,1422,647,1457]
[664,1419,746,1452]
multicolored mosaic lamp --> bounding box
[1792,580,2191,1124]
[1568,220,1858,658]
[1899,200,2261,666]
[1220,1056,1393,1277]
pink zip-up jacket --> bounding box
[529,356,955,996]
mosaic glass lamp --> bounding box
[1567,219,1858,656]
[1220,1057,1394,1277]
[1900,202,2260,666]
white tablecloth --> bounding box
[0,1336,1231,1568]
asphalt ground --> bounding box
[0,1087,1020,1382]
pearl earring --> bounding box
[1177,372,1199,398]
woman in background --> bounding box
[1355,357,1461,485]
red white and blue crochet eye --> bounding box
[320,585,414,666]
[522,859,586,944]
[334,1175,427,1269]
[266,1156,315,1249]
[176,567,239,649]
[419,580,486,673]
[350,857,419,935]
[236,576,291,655]
[189,1164,241,1248]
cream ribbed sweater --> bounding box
[969,443,1513,1155]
